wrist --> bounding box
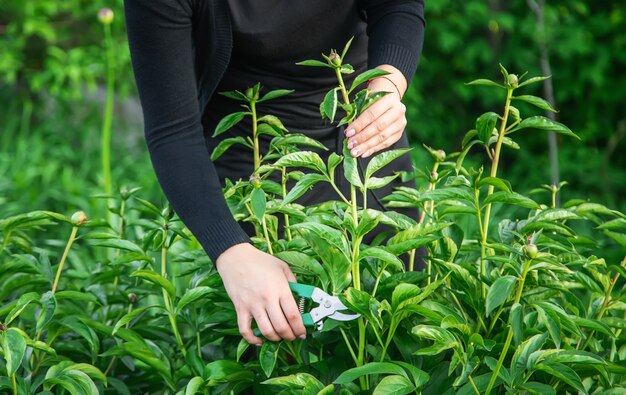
[215,242,254,270]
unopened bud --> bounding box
[128,293,137,304]
[509,106,520,121]
[71,211,87,226]
[430,170,439,182]
[245,87,258,101]
[98,8,114,25]
[161,205,173,220]
[507,74,519,88]
[435,149,446,162]
[329,51,341,66]
[0,322,6,332]
[249,175,262,189]
[523,243,538,259]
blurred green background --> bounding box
[1,0,625,223]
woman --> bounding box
[123,0,425,347]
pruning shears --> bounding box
[253,282,360,337]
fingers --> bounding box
[280,293,307,339]
[345,94,406,159]
[253,308,282,342]
[266,301,297,341]
[237,309,263,346]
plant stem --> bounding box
[261,216,273,255]
[52,226,79,294]
[485,257,530,395]
[251,101,260,170]
[160,235,187,358]
[281,167,292,241]
[577,255,626,350]
[339,327,359,364]
[101,23,115,201]
[420,162,440,281]
[480,88,513,298]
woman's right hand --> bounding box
[215,242,307,346]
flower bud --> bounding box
[249,175,262,189]
[523,243,538,259]
[128,293,137,304]
[507,74,519,88]
[161,205,173,220]
[245,87,259,101]
[0,322,6,332]
[329,51,341,66]
[430,170,439,182]
[98,8,114,25]
[435,149,446,162]
[71,211,87,226]
[509,106,520,121]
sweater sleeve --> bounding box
[357,0,426,87]
[123,0,253,264]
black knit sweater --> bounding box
[123,0,425,264]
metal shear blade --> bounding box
[308,287,360,330]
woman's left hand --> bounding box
[344,64,408,159]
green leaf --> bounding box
[483,191,539,209]
[1,328,26,376]
[520,382,556,395]
[322,88,338,122]
[476,112,498,144]
[391,361,429,389]
[372,375,415,395]
[36,291,56,332]
[258,89,294,102]
[250,188,266,222]
[366,174,399,190]
[485,275,517,316]
[511,333,548,375]
[131,270,176,298]
[274,151,326,173]
[508,116,579,139]
[218,90,248,102]
[478,177,511,193]
[465,79,505,89]
[349,69,390,93]
[4,291,39,325]
[210,137,251,161]
[212,111,247,137]
[342,140,362,188]
[296,59,333,68]
[534,362,586,393]
[260,341,280,378]
[272,134,328,151]
[518,75,550,88]
[203,360,254,384]
[341,36,354,60]
[512,95,557,112]
[54,290,100,305]
[112,306,161,335]
[176,286,214,313]
[365,148,411,180]
[89,238,144,254]
[282,173,326,205]
[359,246,403,272]
[274,251,329,289]
[342,288,382,328]
[411,325,459,355]
[185,376,204,395]
[334,362,408,385]
[262,373,324,390]
[534,304,561,348]
[510,303,523,346]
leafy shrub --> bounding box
[1,41,625,395]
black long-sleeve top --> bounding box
[123,0,425,264]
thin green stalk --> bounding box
[261,216,273,255]
[420,162,439,280]
[161,238,187,358]
[485,258,531,395]
[577,255,625,350]
[101,23,115,199]
[339,327,359,364]
[251,101,260,170]
[480,88,513,298]
[281,167,292,241]
[52,226,79,294]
